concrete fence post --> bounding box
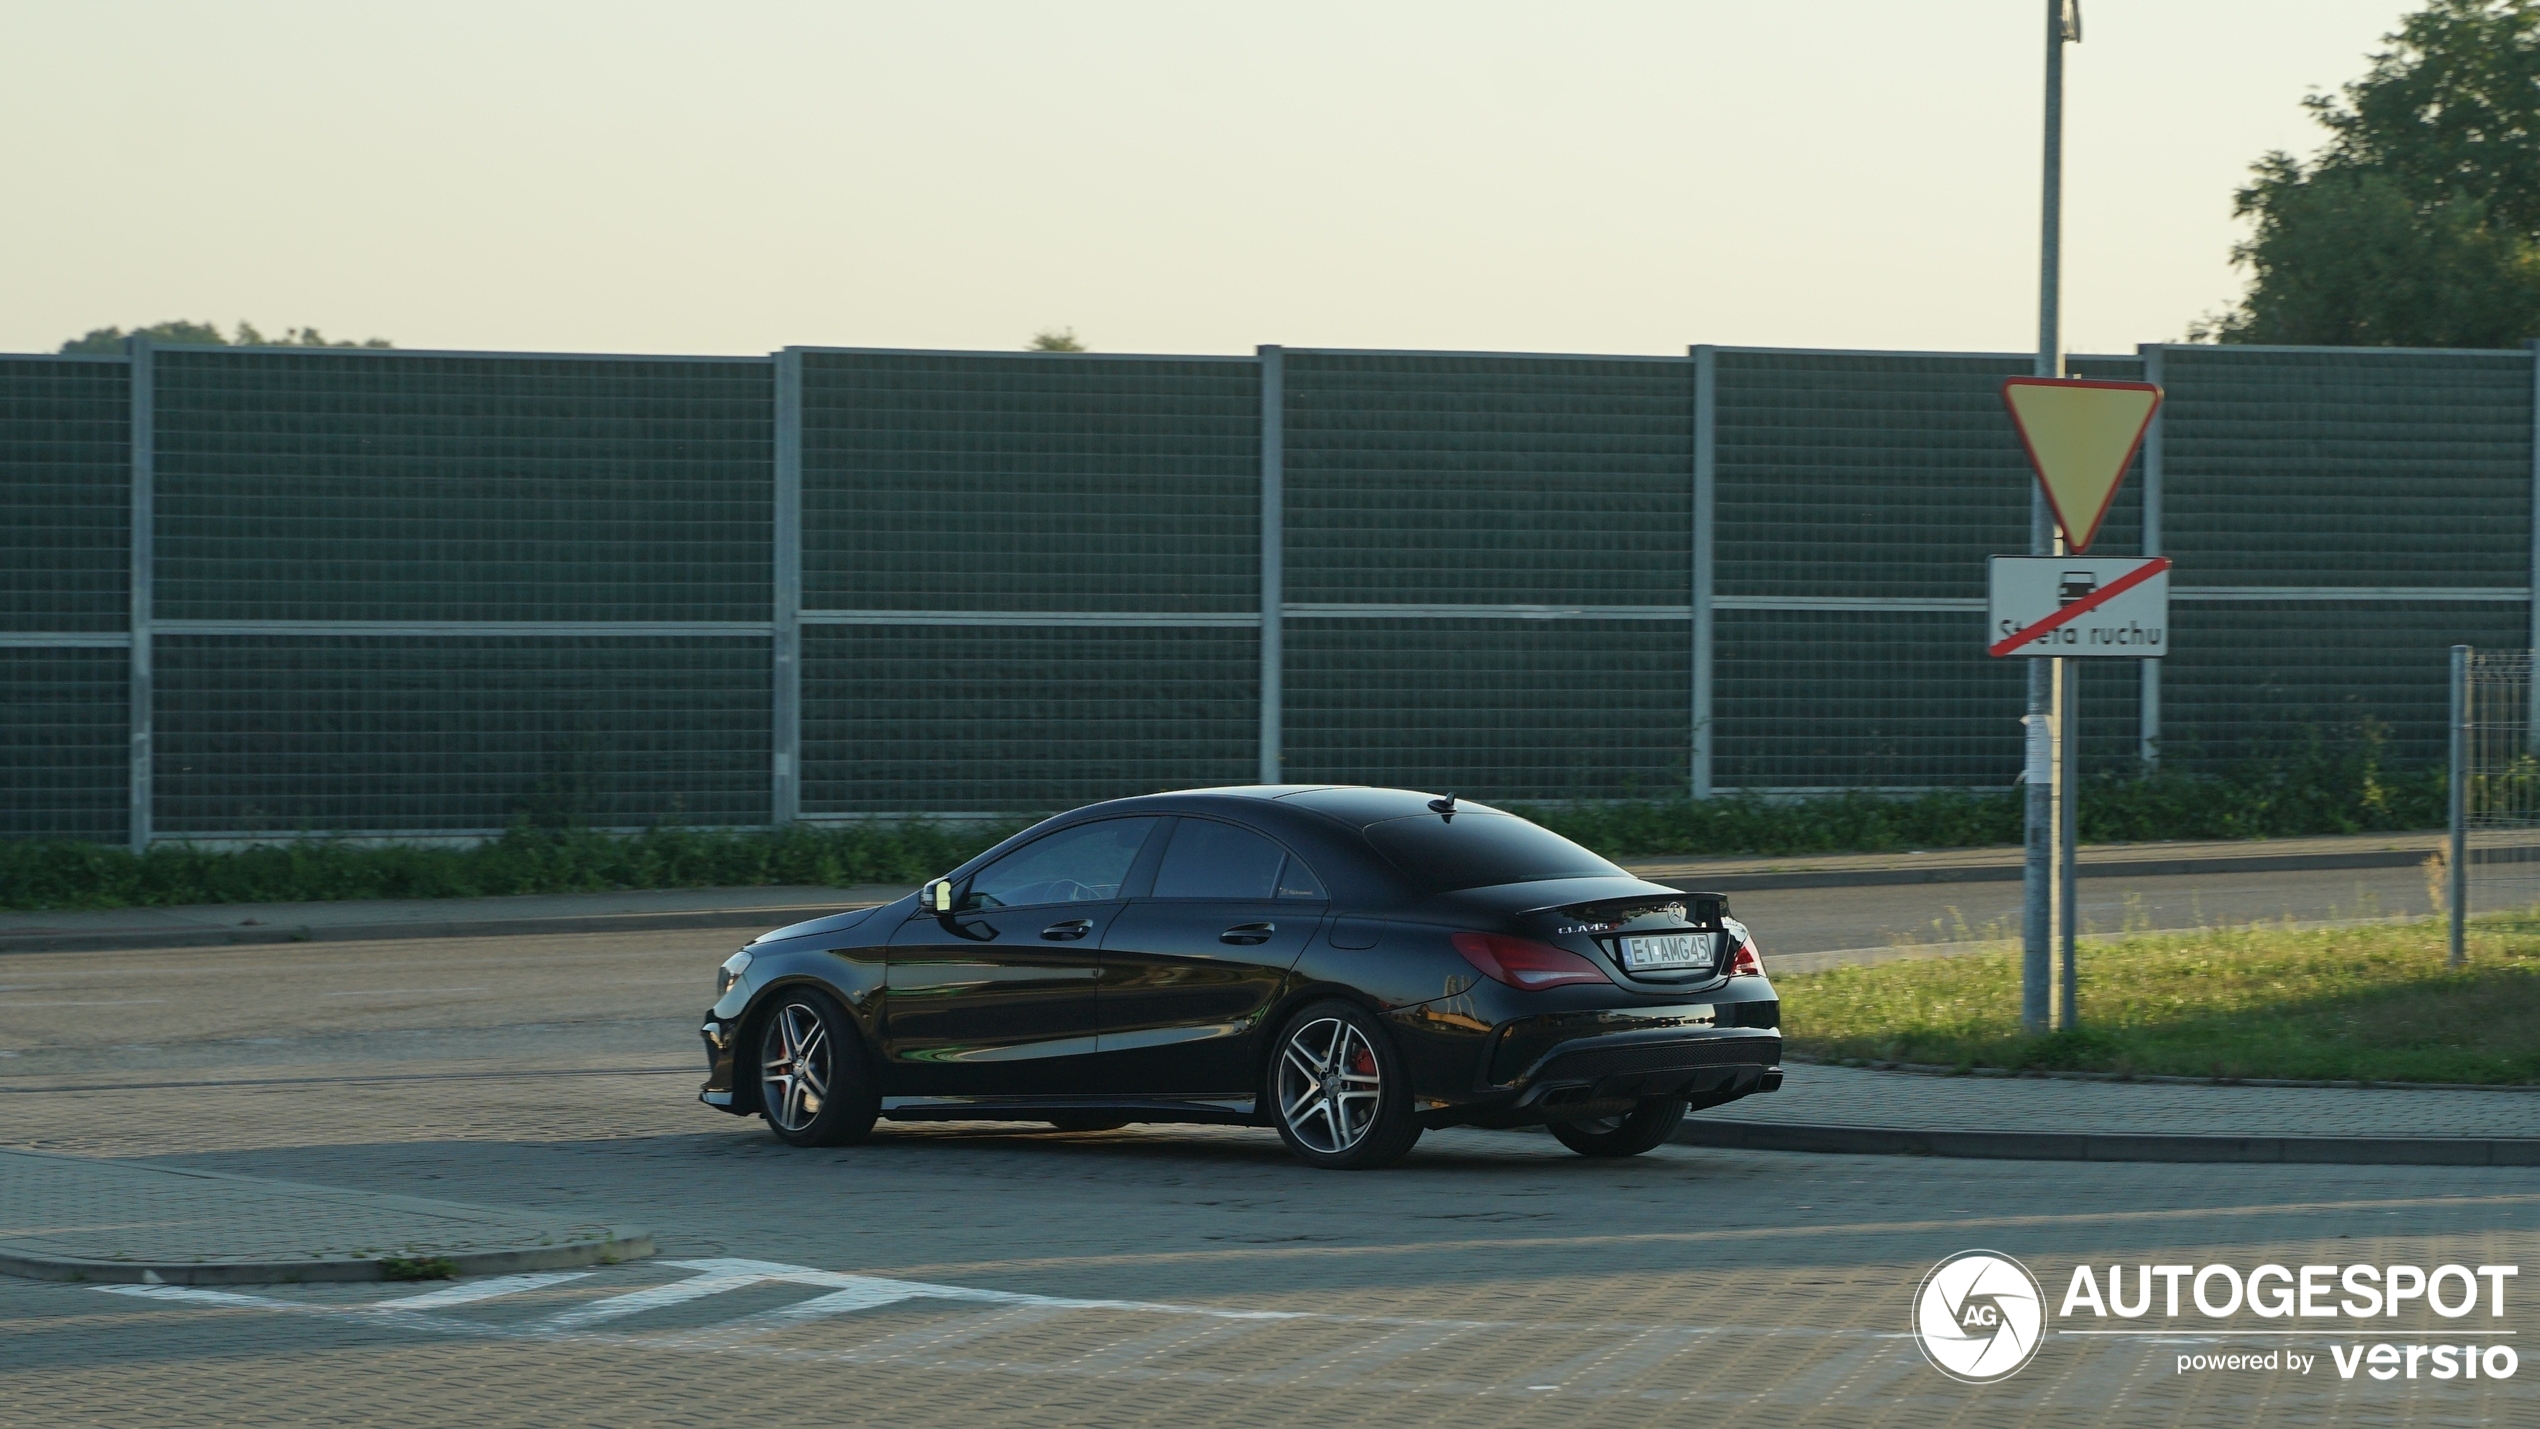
[1691,344,1716,800]
[1257,345,1284,786]
[771,348,803,826]
[127,334,154,855]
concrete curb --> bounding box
[1790,1054,2540,1094]
[0,904,863,957]
[0,1228,657,1286]
[1674,1118,2540,1166]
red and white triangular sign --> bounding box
[2000,378,2162,553]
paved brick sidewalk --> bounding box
[1705,1062,2540,1139]
[0,1148,651,1284]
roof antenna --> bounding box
[1428,793,1456,813]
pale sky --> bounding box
[2,1,2423,360]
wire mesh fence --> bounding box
[1,338,2534,843]
[1280,351,1692,798]
[2159,344,2532,776]
[154,349,775,623]
[2459,647,2540,922]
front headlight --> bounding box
[715,948,753,998]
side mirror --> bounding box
[925,879,956,914]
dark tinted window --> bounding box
[1362,812,1621,892]
[1152,819,1286,900]
[1275,855,1327,900]
[965,817,1157,909]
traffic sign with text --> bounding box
[1986,555,2170,658]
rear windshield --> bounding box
[1361,812,1622,892]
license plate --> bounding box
[1621,932,1711,971]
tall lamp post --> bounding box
[2024,0,2082,1033]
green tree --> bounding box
[1028,327,1086,352]
[58,320,393,355]
[2203,0,2540,346]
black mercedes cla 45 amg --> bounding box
[697,786,1781,1169]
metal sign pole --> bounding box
[2057,658,2079,1027]
[2023,0,2076,1033]
[2450,644,2470,969]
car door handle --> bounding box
[1220,922,1276,946]
[1041,919,1095,941]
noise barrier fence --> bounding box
[4,338,2529,848]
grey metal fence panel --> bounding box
[798,350,1260,615]
[1285,616,1691,800]
[1,357,129,634]
[2156,344,2532,771]
[154,633,770,835]
[1280,351,1693,801]
[152,348,773,623]
[795,350,1263,814]
[1,357,132,843]
[121,347,779,837]
[800,624,1257,814]
[1281,350,1693,608]
[0,647,128,841]
[2162,600,2527,771]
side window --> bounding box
[1275,854,1327,901]
[963,818,1157,910]
[1151,819,1289,901]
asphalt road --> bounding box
[0,930,2531,1427]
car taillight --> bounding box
[1451,931,1613,990]
[1728,937,1764,977]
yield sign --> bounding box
[1999,378,2162,553]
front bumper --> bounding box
[698,1013,743,1112]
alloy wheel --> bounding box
[1276,1016,1383,1155]
[760,1000,832,1135]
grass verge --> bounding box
[1774,913,2540,1085]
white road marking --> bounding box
[0,999,169,1008]
[105,1285,302,1312]
[319,988,490,997]
[537,1270,772,1330]
[373,1272,591,1312]
[100,1257,1937,1404]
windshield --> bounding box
[1361,811,1622,892]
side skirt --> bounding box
[878,1095,1260,1126]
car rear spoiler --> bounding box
[1544,890,1728,929]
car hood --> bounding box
[749,897,899,947]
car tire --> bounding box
[1266,999,1422,1170]
[753,986,879,1148]
[1045,1115,1131,1132]
[1549,1097,1687,1158]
